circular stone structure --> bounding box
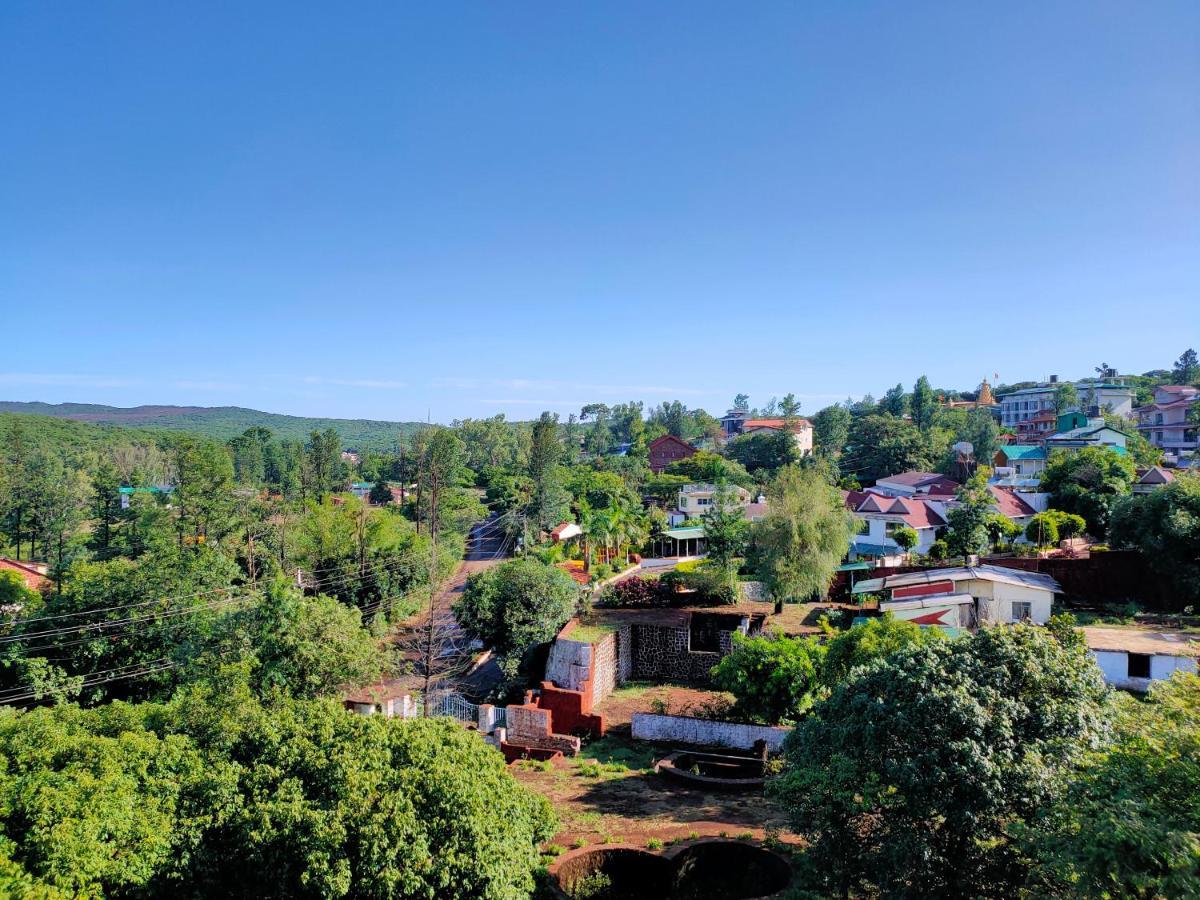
[551,846,672,900]
[654,750,765,790]
[550,840,791,900]
[667,840,793,899]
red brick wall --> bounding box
[537,681,605,737]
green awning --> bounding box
[663,527,705,540]
[837,562,872,572]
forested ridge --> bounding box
[0,402,428,450]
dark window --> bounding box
[1127,653,1151,679]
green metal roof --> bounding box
[837,562,872,572]
[998,445,1047,460]
[663,526,705,540]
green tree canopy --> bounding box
[1022,673,1200,898]
[1110,476,1200,607]
[769,625,1110,897]
[1040,446,1136,538]
[753,465,857,611]
[710,632,825,724]
[818,614,943,688]
[455,558,578,675]
[724,429,800,475]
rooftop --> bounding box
[852,564,1062,595]
[1082,626,1200,658]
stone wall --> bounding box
[631,712,792,751]
[589,630,619,706]
[630,623,723,683]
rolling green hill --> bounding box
[0,402,426,450]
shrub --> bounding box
[1026,513,1060,546]
[711,632,825,724]
[927,539,949,560]
[596,576,669,608]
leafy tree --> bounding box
[0,701,213,897]
[527,412,570,533]
[818,614,943,687]
[0,685,556,899]
[944,470,995,559]
[890,525,918,556]
[910,375,935,431]
[1040,446,1135,538]
[455,558,578,675]
[303,428,344,499]
[664,451,752,486]
[701,484,749,576]
[732,393,750,411]
[880,383,908,417]
[725,429,799,474]
[710,632,825,724]
[1025,512,1060,546]
[754,465,857,612]
[770,626,1110,897]
[845,415,932,483]
[779,393,802,418]
[1172,348,1200,385]
[1110,476,1200,607]
[811,404,851,458]
[1022,673,1200,898]
[367,478,393,505]
[1052,382,1079,416]
[187,582,388,699]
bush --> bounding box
[711,632,825,724]
[927,539,949,561]
[596,577,669,608]
[1025,513,1060,546]
[659,561,737,605]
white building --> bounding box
[999,379,1134,431]
[853,565,1061,627]
[1083,627,1198,692]
[675,483,752,521]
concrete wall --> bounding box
[631,712,792,751]
[546,624,621,707]
[545,634,593,692]
[974,581,1054,625]
[1091,650,1198,692]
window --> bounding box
[885,522,906,537]
[856,518,870,535]
[1155,413,1163,425]
[697,497,711,506]
[1011,601,1032,622]
[1127,653,1151,679]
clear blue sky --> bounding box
[2,3,1197,423]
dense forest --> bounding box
[0,402,428,450]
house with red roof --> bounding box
[647,434,696,473]
[872,471,960,498]
[740,418,813,457]
[0,559,50,593]
[843,480,1039,564]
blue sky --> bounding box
[2,2,1197,423]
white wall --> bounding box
[631,712,792,751]
[972,581,1054,625]
[1091,650,1197,691]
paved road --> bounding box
[365,513,512,701]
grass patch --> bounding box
[580,735,657,772]
[516,758,554,773]
[542,843,566,857]
[646,837,663,850]
[572,837,588,849]
[569,623,617,643]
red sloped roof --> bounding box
[742,418,813,432]
[0,559,49,592]
[988,486,1037,518]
